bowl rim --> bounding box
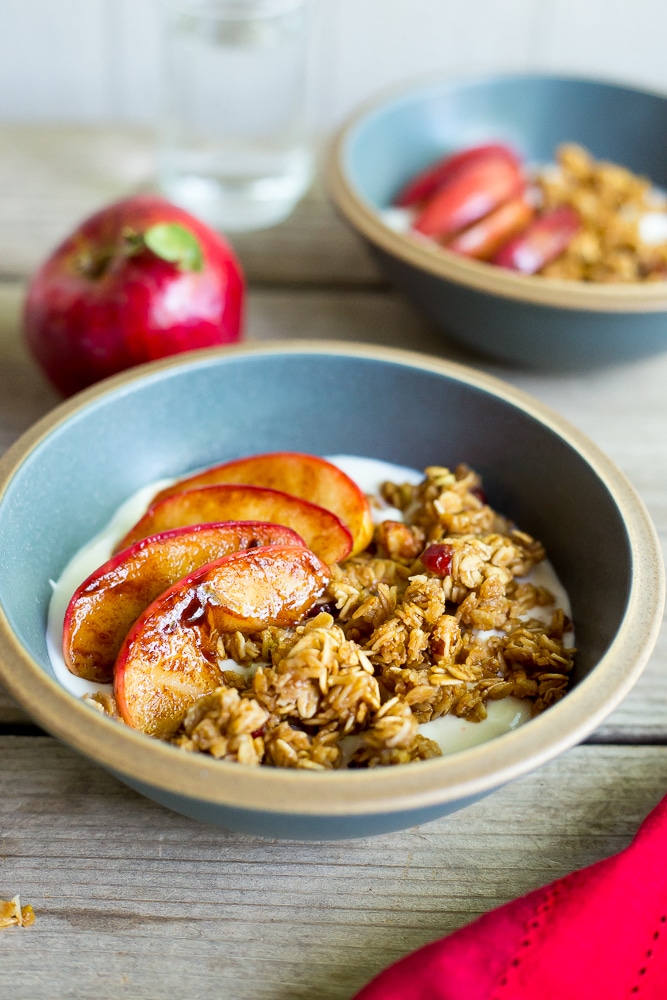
[327,70,667,313]
[0,340,664,819]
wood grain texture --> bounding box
[1,737,666,998]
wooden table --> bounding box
[1,126,666,998]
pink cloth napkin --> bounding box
[352,793,667,999]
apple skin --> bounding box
[23,194,245,396]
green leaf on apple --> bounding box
[144,223,204,272]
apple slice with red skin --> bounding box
[151,451,374,557]
[492,204,581,274]
[413,152,525,239]
[394,142,521,208]
[63,520,305,684]
[446,195,535,261]
[116,484,353,565]
[114,545,330,737]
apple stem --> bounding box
[74,248,114,280]
[121,227,145,256]
[73,228,153,281]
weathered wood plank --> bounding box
[0,738,665,998]
[0,695,30,727]
[0,284,60,452]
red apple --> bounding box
[23,194,245,396]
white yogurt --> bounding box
[640,211,667,245]
[421,697,532,752]
[47,455,572,756]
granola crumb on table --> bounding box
[0,896,35,929]
[163,464,575,769]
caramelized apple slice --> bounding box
[151,452,374,556]
[116,484,353,565]
[63,521,305,683]
[114,545,330,737]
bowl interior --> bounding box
[344,74,667,211]
[0,347,632,693]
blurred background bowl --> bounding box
[0,342,663,839]
[328,73,667,369]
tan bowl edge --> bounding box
[327,115,667,314]
[0,340,664,819]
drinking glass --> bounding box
[158,0,315,231]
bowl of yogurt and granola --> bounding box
[328,73,667,369]
[0,342,662,837]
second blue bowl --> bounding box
[328,73,667,369]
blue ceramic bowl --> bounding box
[328,73,667,369]
[0,343,663,838]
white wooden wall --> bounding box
[2,0,667,129]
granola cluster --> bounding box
[168,465,575,769]
[536,143,667,282]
